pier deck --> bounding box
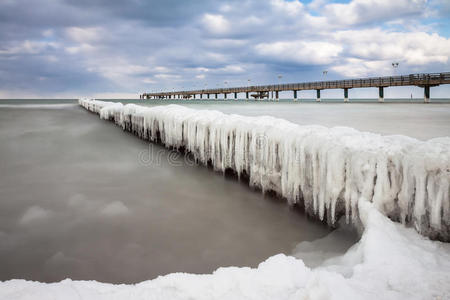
[141,72,450,102]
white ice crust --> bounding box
[1,99,448,300]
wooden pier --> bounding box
[141,72,450,103]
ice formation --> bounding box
[78,99,450,241]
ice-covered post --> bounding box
[207,94,210,99]
[224,93,227,99]
[378,87,384,102]
[344,88,349,102]
[246,91,249,100]
[424,86,430,103]
[215,93,218,99]
[234,92,238,100]
[293,90,297,102]
[200,94,203,99]
[275,91,279,101]
[316,89,321,102]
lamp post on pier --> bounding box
[276,75,282,101]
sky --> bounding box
[0,0,449,99]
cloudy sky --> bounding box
[0,0,449,98]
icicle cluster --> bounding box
[79,99,450,240]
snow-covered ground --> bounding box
[1,99,449,299]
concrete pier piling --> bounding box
[424,86,430,103]
[316,90,321,102]
[378,87,384,103]
[344,88,349,102]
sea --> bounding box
[0,98,448,283]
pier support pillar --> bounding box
[224,93,227,99]
[207,94,210,99]
[275,91,279,101]
[316,90,321,102]
[234,92,238,100]
[200,94,203,99]
[215,93,218,99]
[424,86,430,103]
[293,90,297,102]
[378,87,384,102]
[344,88,349,102]
[246,92,249,100]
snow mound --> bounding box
[78,99,450,241]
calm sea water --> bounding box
[0,104,345,284]
[0,99,448,284]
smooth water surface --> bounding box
[0,105,338,284]
[140,100,450,140]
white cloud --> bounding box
[65,43,96,54]
[93,92,138,99]
[330,29,450,76]
[100,201,130,217]
[255,41,342,65]
[19,206,51,225]
[195,74,206,79]
[270,0,305,16]
[65,27,103,43]
[331,58,392,77]
[154,74,182,80]
[207,38,248,48]
[1,0,449,97]
[308,0,329,11]
[88,60,150,83]
[194,67,210,73]
[154,66,170,73]
[0,40,59,55]
[219,4,233,13]
[323,0,427,26]
[201,14,231,35]
[218,65,245,73]
[142,78,157,84]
